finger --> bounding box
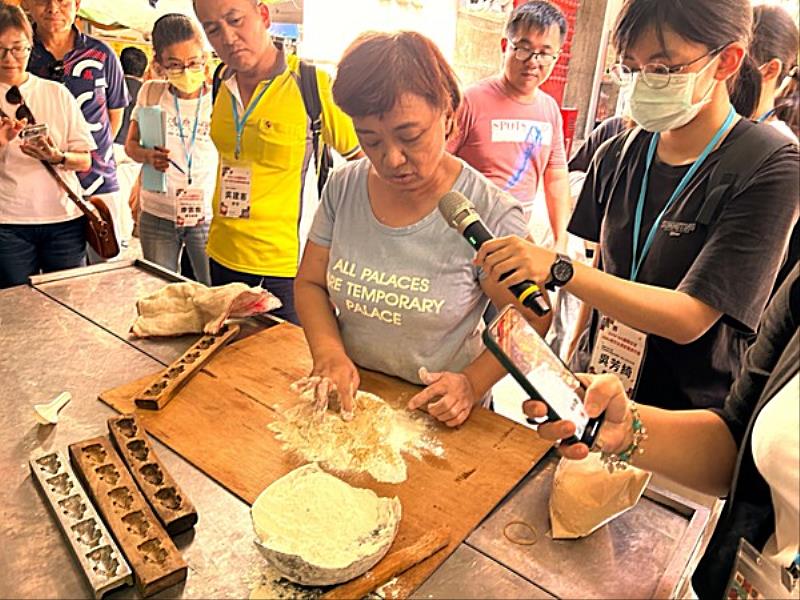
[408,382,445,410]
[537,419,576,442]
[339,380,355,415]
[427,394,459,420]
[314,378,332,413]
[522,400,548,419]
[290,376,320,395]
[418,366,443,386]
[583,374,627,420]
[559,443,590,460]
[444,406,471,428]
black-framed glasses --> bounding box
[608,43,729,90]
[163,59,206,76]
[508,42,561,66]
[6,86,35,123]
[49,60,65,81]
[0,45,31,60]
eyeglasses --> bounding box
[608,43,728,90]
[163,60,206,76]
[508,43,561,66]
[49,60,65,81]
[0,46,31,60]
[6,86,35,123]
[30,0,73,7]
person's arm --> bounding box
[20,134,91,171]
[528,374,738,497]
[294,240,360,414]
[108,107,125,139]
[542,166,572,252]
[124,121,170,172]
[476,236,721,344]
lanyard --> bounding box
[757,107,776,123]
[231,80,272,160]
[173,86,203,185]
[630,105,736,282]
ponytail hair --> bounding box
[730,54,763,117]
[774,66,799,138]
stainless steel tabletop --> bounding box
[2,263,719,599]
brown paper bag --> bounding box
[549,453,651,539]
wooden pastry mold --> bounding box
[134,323,240,410]
[29,450,133,598]
[108,414,198,536]
[68,436,187,597]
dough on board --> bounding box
[251,463,402,585]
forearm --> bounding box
[631,406,737,497]
[461,349,506,402]
[565,262,718,343]
[543,169,572,246]
[294,279,348,361]
[125,138,149,164]
[109,109,124,139]
[59,150,91,172]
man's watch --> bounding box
[545,253,574,291]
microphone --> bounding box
[438,191,550,316]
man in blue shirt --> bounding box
[24,0,131,257]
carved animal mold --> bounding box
[68,436,187,597]
[29,450,133,599]
[108,414,198,536]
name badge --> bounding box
[219,162,252,219]
[588,315,647,397]
[176,187,205,228]
[725,538,799,600]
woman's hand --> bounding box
[292,350,360,420]
[407,367,478,427]
[524,373,632,460]
[0,116,24,147]
[474,235,556,288]
[145,146,171,172]
[20,133,62,163]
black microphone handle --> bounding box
[461,221,550,316]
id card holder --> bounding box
[175,187,205,228]
[724,538,799,600]
[219,161,252,219]
[588,315,647,397]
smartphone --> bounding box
[483,305,604,447]
[19,123,48,141]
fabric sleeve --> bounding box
[546,97,567,170]
[566,136,619,242]
[318,70,360,159]
[710,264,799,444]
[678,144,800,332]
[307,164,348,248]
[62,87,97,152]
[446,92,473,156]
[104,45,130,110]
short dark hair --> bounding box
[0,4,33,41]
[613,0,753,56]
[333,31,461,121]
[120,47,148,77]
[151,13,203,62]
[751,5,799,78]
[505,1,567,43]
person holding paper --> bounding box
[125,14,217,285]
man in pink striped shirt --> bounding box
[448,1,571,250]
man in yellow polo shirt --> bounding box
[194,0,361,323]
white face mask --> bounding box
[624,57,719,132]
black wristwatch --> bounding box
[545,253,574,291]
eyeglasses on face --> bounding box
[608,43,729,90]
[5,86,35,122]
[163,60,206,76]
[49,60,65,81]
[30,0,74,8]
[508,42,561,66]
[0,45,31,60]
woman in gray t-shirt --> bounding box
[294,32,551,427]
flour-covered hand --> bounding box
[293,351,360,420]
[408,368,477,427]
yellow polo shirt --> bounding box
[209,53,360,277]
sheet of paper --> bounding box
[137,106,167,194]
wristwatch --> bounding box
[50,151,66,167]
[545,253,574,291]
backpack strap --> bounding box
[298,60,333,196]
[697,121,794,224]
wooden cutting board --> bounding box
[99,323,552,597]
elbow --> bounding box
[661,312,717,345]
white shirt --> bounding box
[752,371,800,568]
[132,83,217,222]
[0,74,95,224]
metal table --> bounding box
[1,262,718,599]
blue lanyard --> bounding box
[631,105,736,282]
[757,107,776,123]
[173,86,204,185]
[231,80,272,160]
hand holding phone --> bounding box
[483,305,604,447]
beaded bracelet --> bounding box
[601,401,647,473]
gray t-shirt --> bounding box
[308,158,528,384]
